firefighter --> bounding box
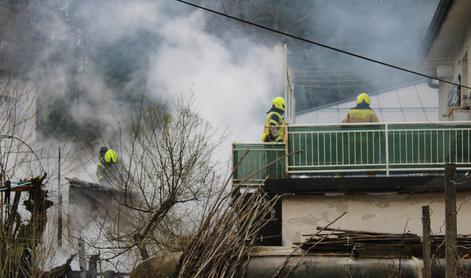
[342,92,379,123]
[96,146,119,184]
[261,97,286,142]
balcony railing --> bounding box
[232,143,286,186]
[232,122,471,185]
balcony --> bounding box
[233,122,471,189]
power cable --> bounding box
[174,0,470,90]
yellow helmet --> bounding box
[356,92,371,105]
[104,149,118,164]
[272,97,286,112]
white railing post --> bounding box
[385,123,390,176]
[285,126,289,176]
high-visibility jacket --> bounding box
[342,104,379,123]
[261,108,286,142]
[96,149,119,182]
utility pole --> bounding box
[79,237,87,278]
[57,147,63,246]
[422,205,431,278]
[445,164,458,278]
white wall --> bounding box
[282,192,471,246]
[435,8,471,121]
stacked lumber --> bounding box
[295,227,471,258]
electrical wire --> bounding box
[174,0,471,90]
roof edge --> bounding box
[296,78,427,116]
[423,0,454,57]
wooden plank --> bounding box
[445,164,458,278]
[422,205,432,278]
[6,192,21,230]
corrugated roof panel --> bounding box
[296,83,439,124]
[374,90,400,108]
[425,108,439,121]
[296,112,316,124]
[317,110,341,124]
[396,88,421,108]
[404,108,428,122]
[338,101,356,108]
[380,108,405,122]
[416,84,438,107]
[369,95,380,108]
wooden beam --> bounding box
[422,205,432,278]
[445,164,458,278]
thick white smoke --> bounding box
[31,0,284,148]
[19,1,285,271]
[147,11,284,143]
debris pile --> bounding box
[296,227,471,258]
[0,173,53,277]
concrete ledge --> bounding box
[264,175,471,195]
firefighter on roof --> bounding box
[342,92,380,123]
[96,146,119,184]
[261,97,287,142]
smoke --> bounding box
[304,0,438,62]
[303,0,440,105]
[10,0,440,140]
[13,2,283,268]
[205,0,440,110]
[147,11,284,142]
[22,0,284,149]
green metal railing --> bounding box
[232,143,286,185]
[288,124,386,173]
[288,122,471,175]
[232,122,471,184]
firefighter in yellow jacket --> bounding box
[342,92,379,123]
[96,146,119,184]
[261,97,286,142]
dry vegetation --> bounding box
[0,78,56,277]
[76,97,220,267]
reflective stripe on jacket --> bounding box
[261,109,286,142]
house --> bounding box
[233,0,471,249]
[424,0,471,121]
[131,1,471,277]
